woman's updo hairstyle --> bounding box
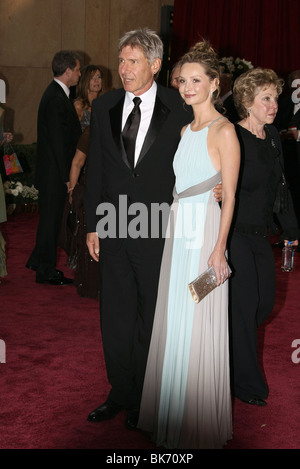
[177,40,221,105]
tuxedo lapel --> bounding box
[136,95,170,166]
[290,107,300,127]
[108,91,171,169]
[109,95,130,168]
[53,80,78,121]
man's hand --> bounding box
[213,183,222,202]
[0,132,13,146]
[87,232,100,261]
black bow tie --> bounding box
[122,97,142,168]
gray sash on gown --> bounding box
[162,169,222,323]
[173,170,221,202]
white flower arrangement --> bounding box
[3,180,39,201]
[220,56,254,79]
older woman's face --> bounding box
[248,84,278,124]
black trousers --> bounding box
[228,232,276,401]
[27,185,66,278]
[99,237,164,410]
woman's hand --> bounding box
[208,249,231,285]
[284,239,298,247]
[1,132,13,146]
[4,132,13,143]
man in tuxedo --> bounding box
[26,50,82,285]
[274,70,300,227]
[84,28,193,429]
[219,73,239,124]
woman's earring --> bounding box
[247,108,251,116]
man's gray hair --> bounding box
[118,28,163,65]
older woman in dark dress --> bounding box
[228,68,299,406]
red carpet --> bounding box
[0,212,300,450]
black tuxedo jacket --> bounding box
[222,93,239,124]
[274,95,300,132]
[274,96,300,162]
[34,80,81,193]
[84,84,192,251]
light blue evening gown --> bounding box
[138,118,232,449]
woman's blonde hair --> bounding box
[233,67,284,119]
[178,40,221,104]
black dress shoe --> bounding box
[26,262,37,271]
[87,401,124,422]
[125,409,139,430]
[36,274,73,285]
[241,397,267,406]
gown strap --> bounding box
[208,116,225,128]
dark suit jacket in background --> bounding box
[222,93,240,124]
[27,80,81,277]
[274,96,300,225]
[35,80,81,192]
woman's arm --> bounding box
[0,132,13,146]
[208,121,240,283]
[73,99,84,121]
[68,148,87,202]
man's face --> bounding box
[118,46,161,96]
[68,60,81,87]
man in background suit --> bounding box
[84,28,193,429]
[219,73,239,124]
[26,50,82,284]
[275,70,300,228]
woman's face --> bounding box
[89,70,102,93]
[178,62,217,106]
[247,84,278,124]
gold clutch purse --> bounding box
[188,266,231,303]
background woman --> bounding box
[73,64,102,130]
[229,68,299,406]
[59,65,103,298]
[138,41,240,449]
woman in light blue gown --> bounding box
[138,41,240,449]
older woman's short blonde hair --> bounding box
[233,68,284,119]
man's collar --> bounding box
[54,78,70,97]
[125,81,157,105]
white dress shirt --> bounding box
[122,82,157,166]
[54,78,70,98]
